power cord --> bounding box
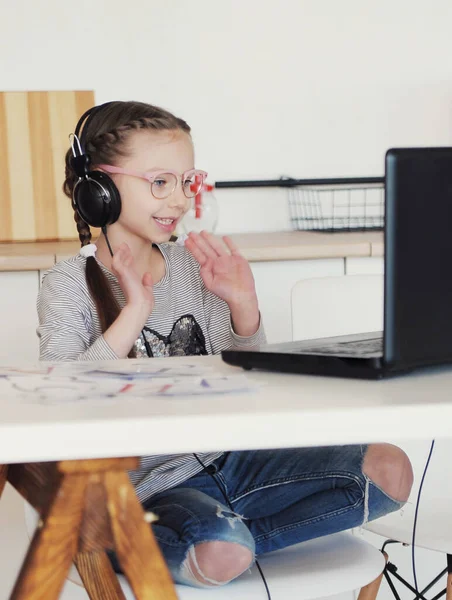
[193,453,272,600]
[411,439,435,594]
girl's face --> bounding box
[108,129,195,244]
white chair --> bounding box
[291,274,384,341]
[291,274,452,600]
[24,501,385,599]
[24,469,386,599]
[364,442,452,600]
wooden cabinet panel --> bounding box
[0,91,94,242]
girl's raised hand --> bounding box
[185,231,260,336]
[111,243,154,318]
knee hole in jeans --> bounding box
[183,541,254,587]
[362,443,413,503]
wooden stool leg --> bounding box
[447,574,452,600]
[74,551,127,600]
[446,554,452,600]
[9,473,87,600]
[357,551,388,600]
[0,464,8,498]
[104,470,178,600]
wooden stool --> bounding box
[1,458,177,600]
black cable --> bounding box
[254,560,272,599]
[102,227,153,358]
[193,453,272,600]
[412,440,435,595]
[102,225,114,257]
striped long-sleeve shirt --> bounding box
[37,241,266,502]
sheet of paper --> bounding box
[0,361,215,379]
[0,367,257,405]
[48,362,217,380]
[0,366,50,377]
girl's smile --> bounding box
[153,216,179,232]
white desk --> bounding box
[2,354,452,600]
[1,355,452,465]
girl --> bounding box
[37,101,413,589]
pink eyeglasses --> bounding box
[98,165,208,200]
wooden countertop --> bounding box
[0,231,384,272]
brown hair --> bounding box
[63,101,191,356]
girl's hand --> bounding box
[111,243,154,318]
[185,231,260,336]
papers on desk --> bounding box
[49,361,218,380]
[0,362,213,379]
[0,362,257,405]
[0,366,49,376]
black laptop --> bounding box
[222,147,452,379]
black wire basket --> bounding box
[215,176,385,233]
[288,181,384,232]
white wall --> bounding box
[1,0,452,233]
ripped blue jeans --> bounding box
[113,445,403,587]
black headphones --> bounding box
[70,102,122,229]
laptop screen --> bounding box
[384,148,452,367]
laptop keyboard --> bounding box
[295,336,383,357]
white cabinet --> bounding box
[345,257,384,275]
[0,272,40,363]
[251,259,345,344]
[1,258,346,363]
